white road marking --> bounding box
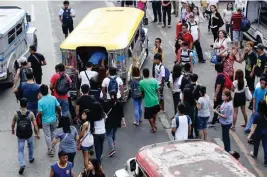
[31,4,35,22]
[104,0,115,7]
[230,131,264,177]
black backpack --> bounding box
[16,111,33,139]
[20,68,28,83]
[62,8,73,25]
[131,78,142,100]
[55,74,70,95]
[108,77,118,94]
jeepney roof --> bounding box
[0,8,25,36]
[60,7,144,51]
[136,141,255,177]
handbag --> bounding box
[245,86,252,101]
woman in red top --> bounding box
[218,46,239,81]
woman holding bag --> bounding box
[103,91,124,157]
[78,109,95,169]
[232,69,248,131]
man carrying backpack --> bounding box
[59,1,75,38]
[50,63,71,117]
[11,98,40,175]
[187,13,206,63]
[101,67,123,101]
[153,53,166,112]
[13,57,32,89]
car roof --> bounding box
[60,7,144,51]
[0,7,25,36]
[136,140,256,177]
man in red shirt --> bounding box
[50,63,72,117]
[181,23,193,50]
[231,8,243,48]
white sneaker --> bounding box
[157,22,161,25]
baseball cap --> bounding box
[18,56,27,63]
[254,43,266,50]
[181,0,187,4]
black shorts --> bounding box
[62,23,74,34]
[233,92,246,107]
[125,1,133,5]
[144,105,160,119]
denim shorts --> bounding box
[197,116,209,130]
[81,145,93,152]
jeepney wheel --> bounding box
[256,36,262,45]
[6,73,14,88]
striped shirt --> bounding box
[180,50,193,64]
[231,13,242,31]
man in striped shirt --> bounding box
[231,8,243,48]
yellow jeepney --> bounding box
[60,7,148,100]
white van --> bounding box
[235,0,267,46]
[0,6,37,85]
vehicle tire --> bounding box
[6,72,14,88]
[256,36,262,45]
[33,33,38,49]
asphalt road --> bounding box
[0,1,266,177]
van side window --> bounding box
[16,23,23,36]
[8,28,16,44]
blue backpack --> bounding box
[108,77,118,94]
[190,50,197,65]
[240,15,250,32]
[62,8,73,25]
[131,79,142,99]
[159,64,170,82]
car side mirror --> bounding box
[26,14,31,22]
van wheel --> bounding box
[6,73,14,88]
[256,36,262,45]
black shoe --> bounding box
[210,45,214,48]
[152,20,157,23]
[29,158,34,163]
[199,60,206,63]
[19,167,25,175]
[248,104,252,110]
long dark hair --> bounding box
[183,88,195,106]
[90,159,104,175]
[235,69,244,90]
[91,102,105,121]
[193,6,200,15]
[257,100,266,116]
[58,116,71,133]
[172,64,182,82]
[226,2,234,11]
[83,109,95,134]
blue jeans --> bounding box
[57,99,69,116]
[106,128,118,149]
[253,129,267,164]
[18,136,34,167]
[222,124,232,152]
[245,112,257,133]
[132,99,142,123]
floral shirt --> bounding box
[223,55,235,77]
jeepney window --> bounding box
[8,28,16,44]
[16,22,23,36]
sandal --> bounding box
[231,127,236,131]
[240,124,246,127]
[150,128,156,133]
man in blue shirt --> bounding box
[38,84,61,156]
[245,76,267,132]
[50,151,74,177]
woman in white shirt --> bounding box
[91,102,106,163]
[193,6,205,24]
[223,2,234,41]
[213,30,231,55]
[169,64,183,117]
[232,69,248,131]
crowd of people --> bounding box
[9,0,267,176]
